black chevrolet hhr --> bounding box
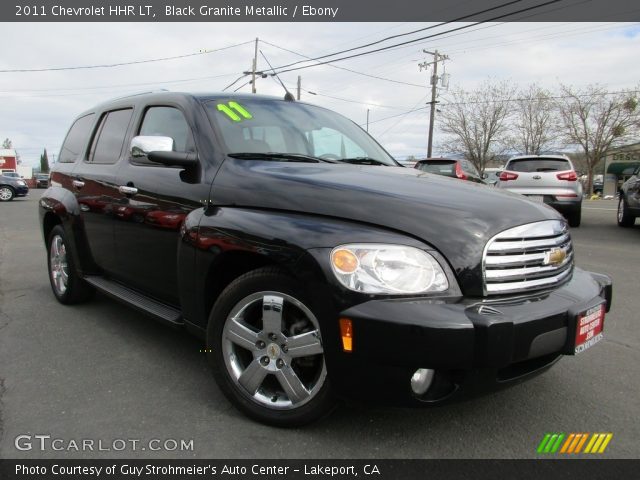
[39,92,612,426]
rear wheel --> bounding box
[47,225,94,304]
[207,267,336,426]
[0,186,14,201]
[617,197,635,227]
[567,208,581,228]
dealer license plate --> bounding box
[527,195,544,203]
[574,303,605,354]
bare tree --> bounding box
[508,84,561,155]
[557,84,639,194]
[438,80,516,173]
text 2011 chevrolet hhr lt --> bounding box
[39,92,612,426]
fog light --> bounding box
[411,368,435,395]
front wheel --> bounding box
[617,197,635,227]
[0,186,14,201]
[207,267,336,426]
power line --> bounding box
[268,0,562,76]
[0,40,254,73]
[268,0,527,72]
[261,40,424,88]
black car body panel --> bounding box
[38,92,613,414]
[210,159,558,296]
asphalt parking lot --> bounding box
[0,191,638,459]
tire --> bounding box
[567,208,581,228]
[617,197,635,227]
[0,186,15,201]
[46,225,95,304]
[207,267,336,426]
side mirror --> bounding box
[130,135,199,168]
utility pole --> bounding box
[252,37,259,94]
[297,76,301,100]
[366,109,370,132]
[418,50,449,158]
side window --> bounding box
[58,114,95,163]
[89,109,133,164]
[139,106,195,154]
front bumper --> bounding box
[15,185,29,197]
[328,268,611,406]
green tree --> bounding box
[2,138,12,149]
[40,148,50,173]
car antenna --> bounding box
[260,50,295,101]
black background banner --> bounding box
[5,0,640,22]
[1,459,638,480]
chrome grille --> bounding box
[483,220,573,295]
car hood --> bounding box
[211,160,562,295]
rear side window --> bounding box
[58,114,95,163]
[139,106,194,153]
[89,109,133,164]
[507,158,571,172]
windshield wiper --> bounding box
[337,157,390,166]
[227,152,335,163]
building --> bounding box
[602,142,640,196]
[0,148,18,173]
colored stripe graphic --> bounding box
[217,104,241,121]
[538,433,613,454]
[228,101,253,119]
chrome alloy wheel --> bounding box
[0,187,13,201]
[49,234,69,295]
[222,291,326,409]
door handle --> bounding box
[118,185,138,196]
[72,180,85,189]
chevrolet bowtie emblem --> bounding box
[544,247,567,266]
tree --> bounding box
[557,84,639,194]
[40,149,50,173]
[438,80,516,173]
[2,138,12,149]
[508,84,561,155]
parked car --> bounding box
[483,167,503,186]
[1,171,22,179]
[0,173,29,201]
[39,92,612,426]
[35,173,50,188]
[592,175,604,195]
[617,165,640,227]
[497,155,583,227]
[414,158,485,183]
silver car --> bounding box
[497,155,583,227]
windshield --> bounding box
[205,98,397,166]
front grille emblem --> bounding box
[544,247,567,266]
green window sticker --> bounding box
[217,102,253,122]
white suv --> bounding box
[497,155,583,227]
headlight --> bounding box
[16,180,26,186]
[330,244,449,294]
